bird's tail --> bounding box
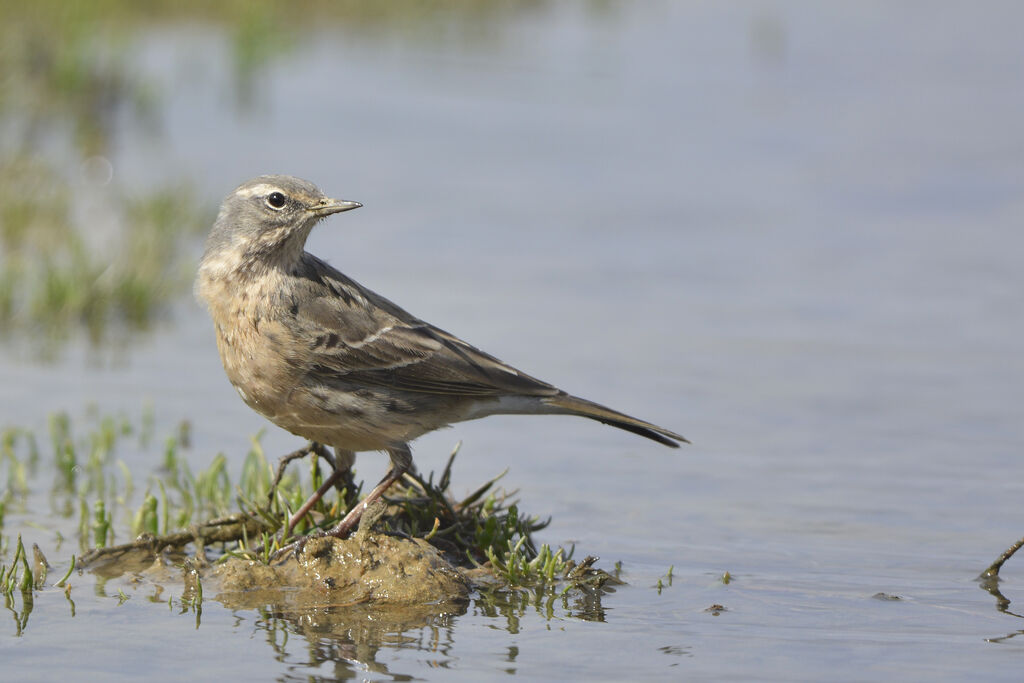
[542,393,688,448]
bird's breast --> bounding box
[204,275,301,416]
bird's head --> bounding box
[200,175,361,278]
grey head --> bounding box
[201,175,361,275]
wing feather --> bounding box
[289,256,558,398]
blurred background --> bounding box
[2,0,1023,679]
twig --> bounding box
[79,513,268,567]
[981,535,1024,579]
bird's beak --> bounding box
[309,198,362,217]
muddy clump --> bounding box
[215,533,470,607]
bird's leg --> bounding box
[267,445,411,561]
[280,468,344,540]
[266,442,336,508]
[279,448,356,540]
[331,448,360,509]
[324,444,412,539]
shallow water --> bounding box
[3,1,1024,680]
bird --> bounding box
[195,175,687,541]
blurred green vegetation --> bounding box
[1,0,570,118]
[2,1,614,358]
[0,0,583,357]
[0,157,208,356]
[0,2,204,356]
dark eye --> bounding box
[266,192,287,209]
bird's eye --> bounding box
[266,192,287,210]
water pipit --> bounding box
[196,175,687,541]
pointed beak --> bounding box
[309,198,362,217]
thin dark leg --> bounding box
[281,467,346,539]
[277,448,356,538]
[267,446,411,561]
[325,444,412,539]
[266,442,336,508]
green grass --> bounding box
[2,409,614,597]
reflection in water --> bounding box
[3,588,33,636]
[219,582,612,678]
[239,601,462,680]
[475,583,612,628]
[977,573,1024,620]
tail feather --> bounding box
[543,394,688,448]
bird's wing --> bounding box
[289,260,559,398]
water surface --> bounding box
[2,1,1024,680]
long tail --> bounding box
[542,393,688,448]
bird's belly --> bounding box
[214,321,453,452]
[270,381,465,452]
